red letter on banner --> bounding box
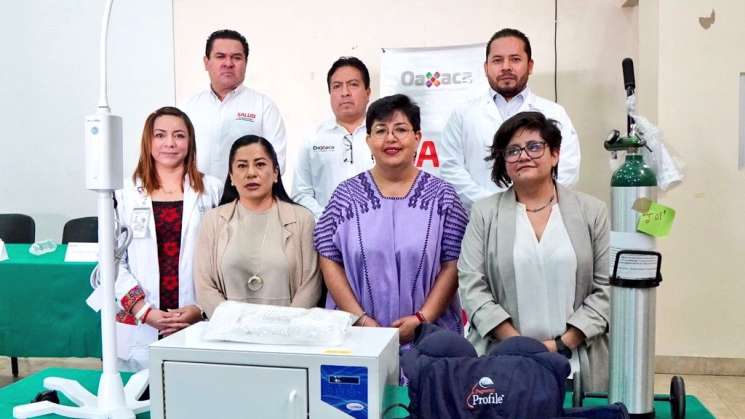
[416,140,439,168]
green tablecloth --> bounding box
[0,368,715,419]
[0,245,101,358]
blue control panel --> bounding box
[320,365,368,419]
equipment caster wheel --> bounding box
[670,375,686,419]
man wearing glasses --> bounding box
[439,28,581,209]
[292,57,373,218]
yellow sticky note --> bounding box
[322,348,353,355]
[637,203,675,237]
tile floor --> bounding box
[654,373,745,418]
[1,356,742,417]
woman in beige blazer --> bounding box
[194,135,322,318]
[458,111,610,391]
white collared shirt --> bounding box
[291,119,374,218]
[492,87,527,121]
[182,85,287,181]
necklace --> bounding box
[525,194,555,213]
[245,205,274,292]
[160,184,181,194]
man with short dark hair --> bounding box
[291,56,373,218]
[183,29,287,180]
[440,28,580,208]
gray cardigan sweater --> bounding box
[458,184,610,391]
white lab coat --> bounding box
[440,88,580,209]
[113,175,222,370]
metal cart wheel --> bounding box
[670,375,686,419]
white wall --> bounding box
[171,0,745,359]
[6,0,742,360]
[173,0,637,202]
[641,0,745,358]
[0,0,175,240]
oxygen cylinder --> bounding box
[608,149,659,418]
[606,57,661,418]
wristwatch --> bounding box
[554,336,572,359]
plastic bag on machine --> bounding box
[626,94,685,191]
[203,301,355,346]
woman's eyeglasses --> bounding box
[501,141,547,162]
[370,126,414,140]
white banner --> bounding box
[380,44,488,176]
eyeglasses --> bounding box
[501,141,547,162]
[343,134,353,165]
[370,125,414,140]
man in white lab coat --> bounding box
[182,29,288,182]
[291,57,374,218]
[440,28,580,208]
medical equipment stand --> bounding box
[13,1,149,417]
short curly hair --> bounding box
[485,111,562,188]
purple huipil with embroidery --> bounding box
[314,170,468,334]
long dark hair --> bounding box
[219,135,296,206]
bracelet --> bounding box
[554,336,572,359]
[414,311,428,324]
[141,307,153,325]
[356,312,367,326]
[134,302,152,324]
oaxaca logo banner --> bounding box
[380,44,487,176]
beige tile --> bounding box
[656,355,745,376]
[656,356,709,375]
[725,402,745,418]
[700,397,737,418]
[0,356,101,388]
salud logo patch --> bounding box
[236,112,256,122]
[466,377,505,410]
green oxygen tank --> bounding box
[606,130,661,417]
[611,151,657,188]
[585,57,686,419]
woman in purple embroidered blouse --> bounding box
[314,94,469,343]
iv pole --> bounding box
[14,1,149,417]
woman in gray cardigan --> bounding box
[458,111,610,392]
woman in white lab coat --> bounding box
[114,106,222,371]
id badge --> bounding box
[131,207,150,239]
[86,286,103,312]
